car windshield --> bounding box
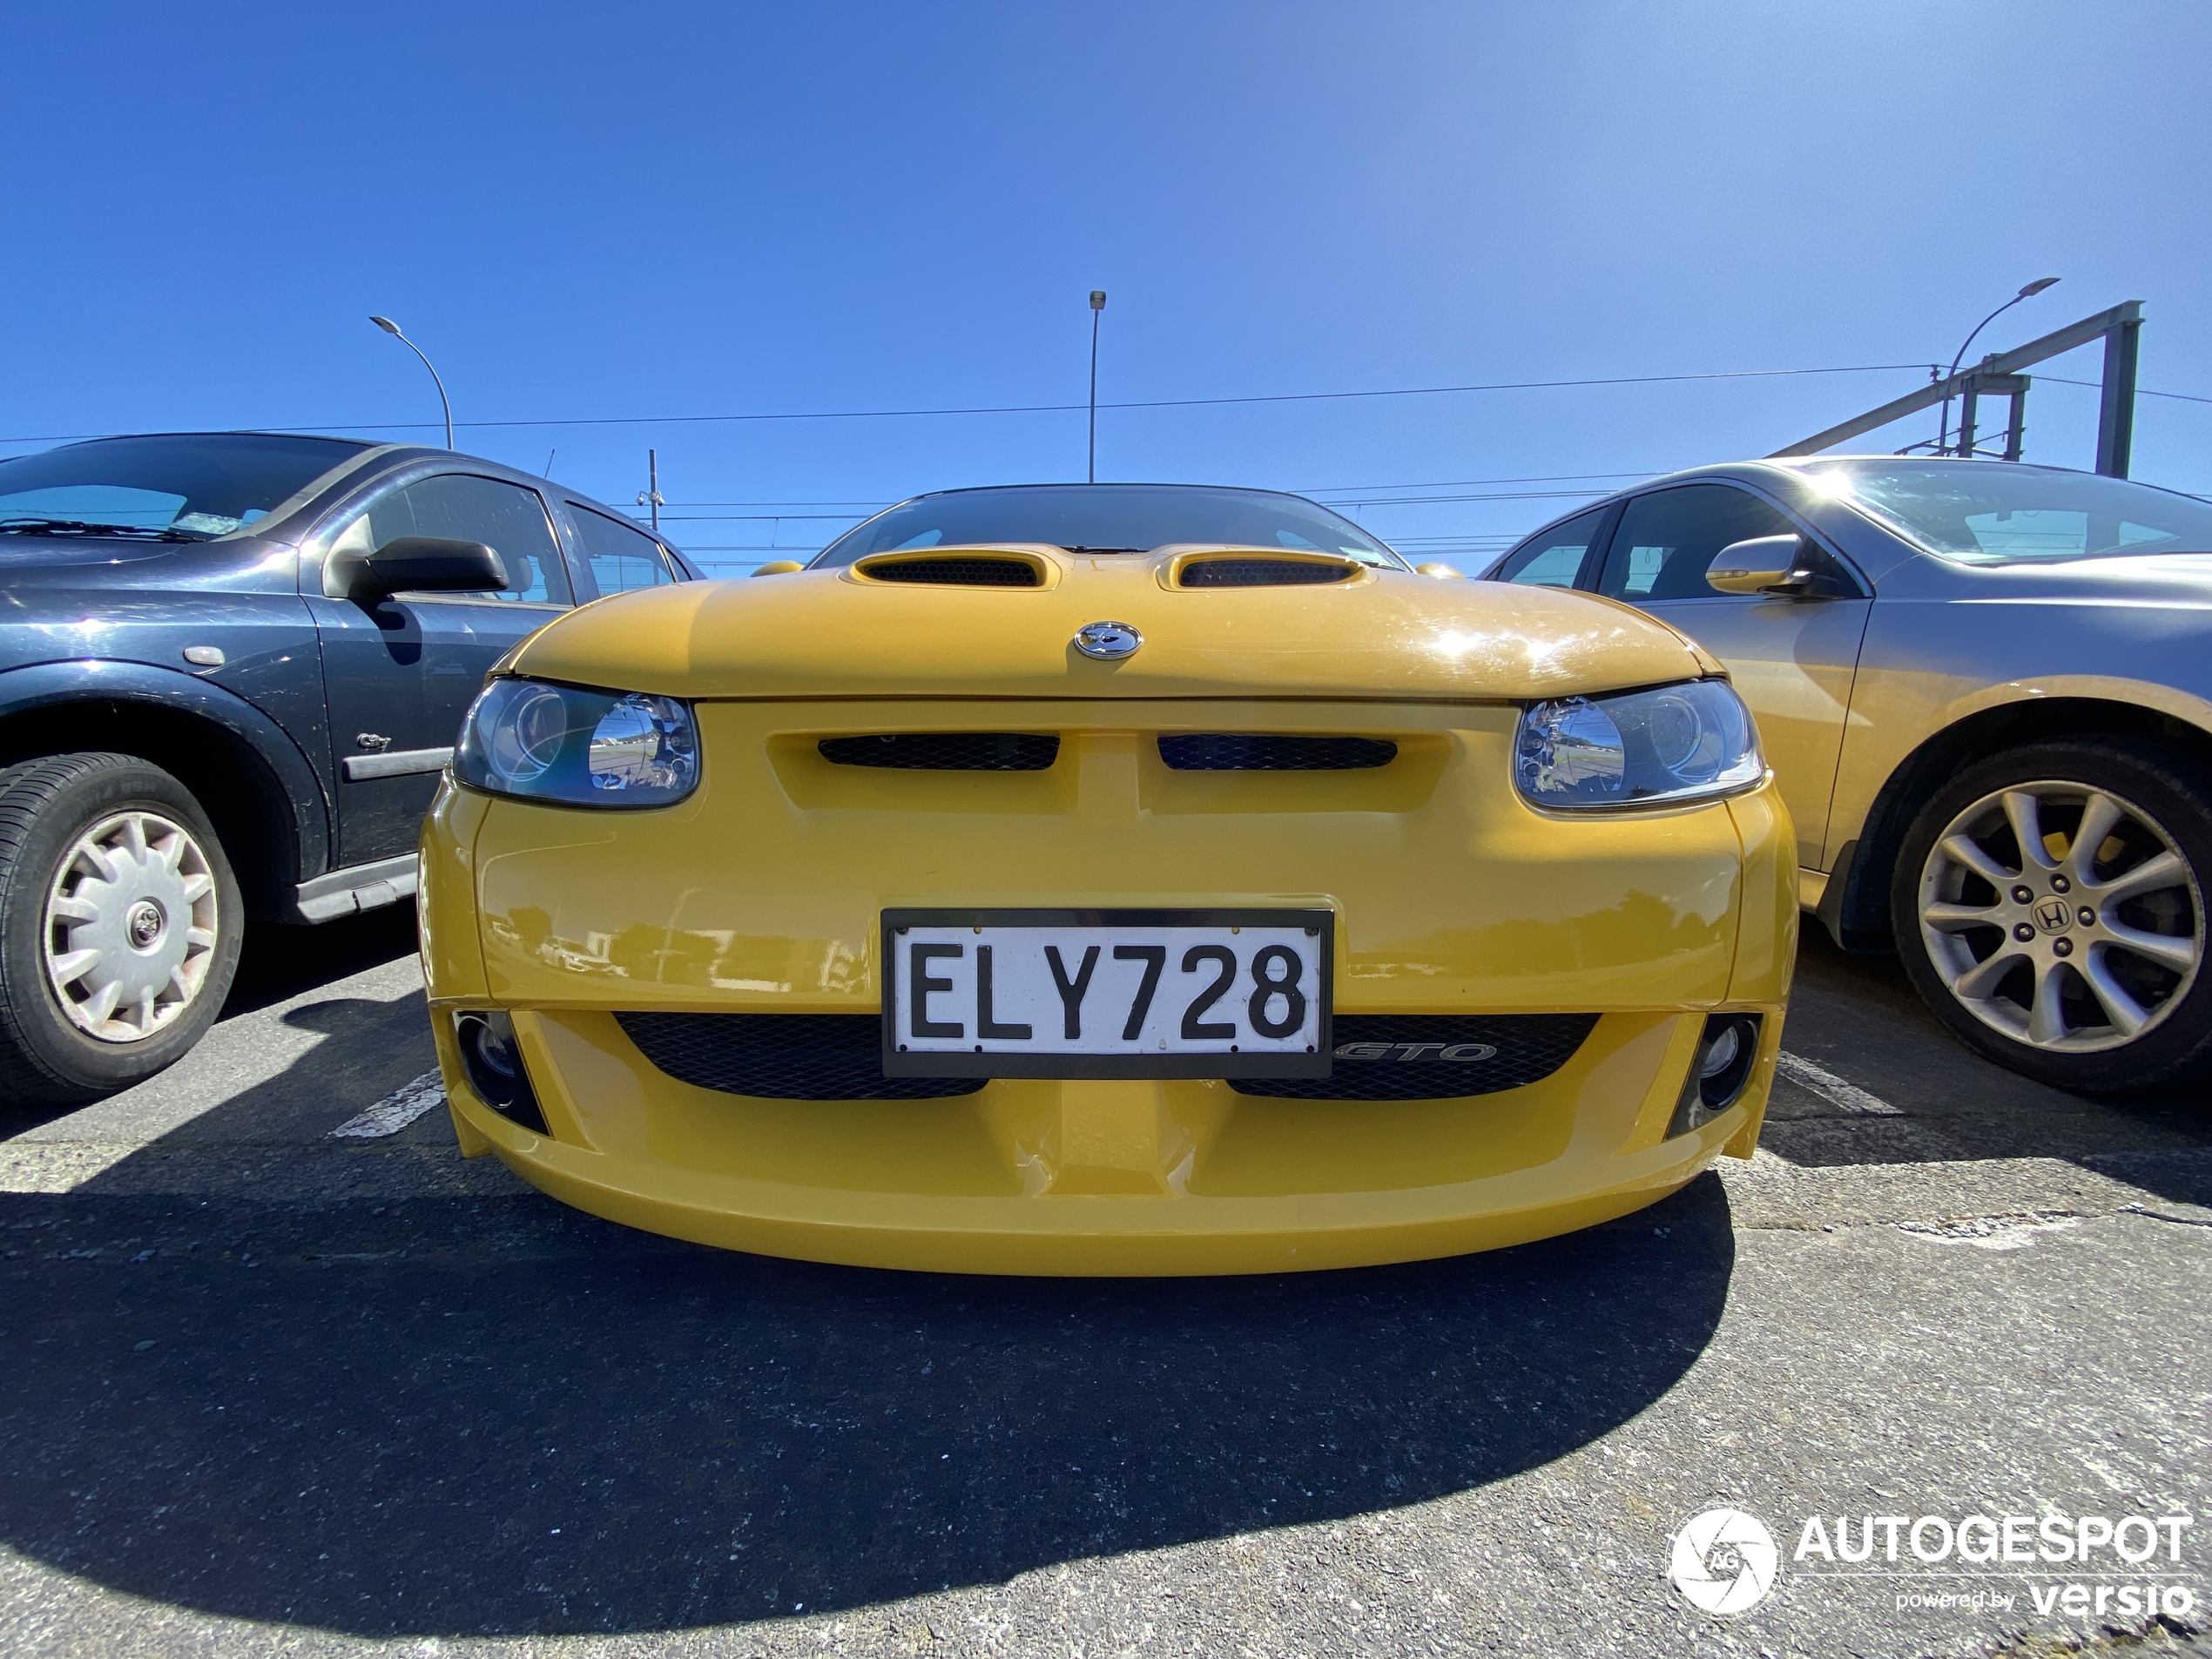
[0,433,371,542]
[812,483,1406,568]
[1812,461,2212,563]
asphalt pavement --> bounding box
[2,912,2208,1659]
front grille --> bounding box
[1158,734,1398,771]
[1231,1015,1598,1100]
[617,1013,982,1100]
[1179,558,1358,587]
[859,557,1041,587]
[819,732,1061,771]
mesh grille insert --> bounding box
[617,1013,982,1101]
[1158,734,1397,772]
[1231,1015,1598,1100]
[819,732,1061,771]
[1179,558,1358,587]
[860,557,1041,587]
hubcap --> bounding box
[1919,780,2203,1053]
[43,811,220,1044]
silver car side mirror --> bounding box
[1707,535,1809,596]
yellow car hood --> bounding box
[509,550,1721,702]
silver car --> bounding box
[1482,457,2212,1096]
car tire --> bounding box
[1891,736,2212,1096]
[0,752,245,1109]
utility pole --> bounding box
[637,448,664,534]
[1088,291,1107,483]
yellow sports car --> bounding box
[418,483,1795,1275]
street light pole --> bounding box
[1934,278,2059,455]
[637,448,663,535]
[368,316,454,450]
[1087,290,1106,484]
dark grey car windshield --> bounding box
[1821,462,2212,563]
[813,484,1406,567]
[0,434,370,541]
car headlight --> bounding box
[1514,679,1763,810]
[455,678,700,807]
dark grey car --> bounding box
[0,431,697,1105]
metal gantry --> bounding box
[1770,301,2144,475]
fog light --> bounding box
[454,1010,549,1134]
[1667,1013,1762,1138]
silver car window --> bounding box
[1493,508,1609,589]
[1597,486,1797,602]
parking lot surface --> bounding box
[2,915,2207,1659]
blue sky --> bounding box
[8,1,2209,572]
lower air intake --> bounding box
[1158,734,1397,771]
[819,733,1060,770]
[860,557,1041,587]
[617,1014,982,1100]
[1232,1015,1598,1100]
[1179,558,1358,587]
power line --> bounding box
[1304,469,1660,496]
[0,362,1937,447]
[2037,374,2212,408]
[656,486,1616,523]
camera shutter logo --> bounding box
[1670,1507,1779,1615]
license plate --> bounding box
[881,908,1334,1078]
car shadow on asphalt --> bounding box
[0,1164,1730,1636]
[1765,928,2212,1206]
[222,906,423,1020]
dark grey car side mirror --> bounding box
[345,536,509,604]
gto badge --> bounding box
[1073,620,1143,660]
[1336,1041,1498,1062]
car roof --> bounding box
[45,430,376,456]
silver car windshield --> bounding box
[1811,461,2212,564]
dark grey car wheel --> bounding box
[0,753,245,1109]
[1892,737,2212,1095]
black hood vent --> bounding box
[1178,558,1358,587]
[820,732,1060,771]
[1158,734,1397,771]
[859,556,1042,587]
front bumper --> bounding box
[419,698,1797,1275]
[433,1002,1780,1275]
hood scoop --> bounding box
[1177,556,1359,588]
[853,554,1043,588]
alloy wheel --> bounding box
[1917,779,2203,1053]
[43,810,221,1043]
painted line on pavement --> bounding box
[331,1071,448,1140]
[1776,1051,1902,1116]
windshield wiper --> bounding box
[1061,545,1145,555]
[0,516,201,542]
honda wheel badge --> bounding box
[1073,621,1143,661]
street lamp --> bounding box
[1935,278,2059,456]
[369,315,455,451]
[1088,290,1106,484]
